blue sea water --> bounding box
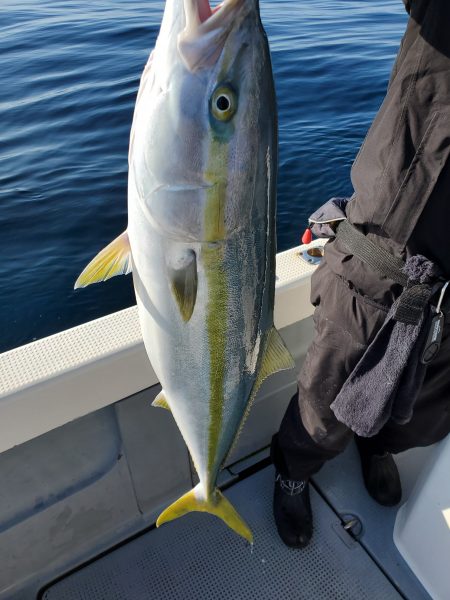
[0,0,407,353]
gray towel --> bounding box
[330,255,440,437]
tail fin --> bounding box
[156,484,253,543]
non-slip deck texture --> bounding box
[43,467,401,600]
[314,442,431,600]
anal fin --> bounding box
[74,231,132,289]
[151,390,171,411]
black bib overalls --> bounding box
[273,0,450,480]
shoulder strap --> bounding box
[336,220,408,287]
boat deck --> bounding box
[42,444,430,600]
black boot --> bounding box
[273,473,313,548]
[355,438,402,506]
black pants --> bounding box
[272,258,450,481]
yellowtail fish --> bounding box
[75,0,294,543]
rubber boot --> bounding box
[273,473,313,548]
[355,437,402,506]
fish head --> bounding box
[131,0,277,242]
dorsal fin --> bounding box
[74,231,132,289]
[256,327,296,386]
[224,327,295,464]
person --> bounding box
[271,0,450,548]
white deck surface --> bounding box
[42,467,404,600]
[42,444,430,600]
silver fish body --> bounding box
[76,0,294,542]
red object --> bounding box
[302,227,313,245]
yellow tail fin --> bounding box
[156,485,253,543]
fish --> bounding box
[75,0,294,543]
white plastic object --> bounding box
[0,241,324,454]
[394,435,450,600]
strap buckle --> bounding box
[421,280,449,365]
[435,280,450,315]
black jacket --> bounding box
[327,0,450,297]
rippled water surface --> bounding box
[1,0,407,352]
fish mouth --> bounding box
[185,0,246,31]
[179,0,249,71]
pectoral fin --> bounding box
[151,390,171,411]
[168,250,197,322]
[75,231,132,289]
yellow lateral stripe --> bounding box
[203,181,226,242]
[203,242,228,482]
[74,231,131,289]
[203,129,230,486]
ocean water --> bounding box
[0,0,407,353]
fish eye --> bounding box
[216,95,230,111]
[211,85,237,122]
